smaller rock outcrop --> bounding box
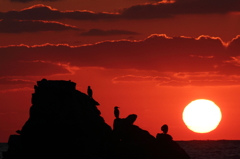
[155,124,190,159]
[113,116,190,159]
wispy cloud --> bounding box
[0,87,33,93]
[1,2,240,21]
[0,78,34,85]
[10,0,59,3]
[0,19,80,33]
[0,60,71,77]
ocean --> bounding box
[0,140,240,159]
[177,140,240,159]
[0,143,7,159]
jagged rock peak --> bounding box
[35,78,76,90]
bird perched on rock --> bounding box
[161,124,168,134]
[114,106,120,119]
[16,130,21,134]
[87,86,93,98]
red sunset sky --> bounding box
[1,0,240,142]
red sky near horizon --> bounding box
[1,0,240,142]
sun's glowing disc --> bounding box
[182,99,222,133]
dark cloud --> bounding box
[10,0,59,3]
[0,19,80,33]
[0,35,227,72]
[121,0,240,19]
[1,34,240,87]
[1,1,240,21]
[227,36,240,57]
[0,35,227,71]
[79,29,139,36]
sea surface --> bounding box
[0,140,240,159]
[0,143,7,159]
[177,140,240,159]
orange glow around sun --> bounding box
[182,99,222,133]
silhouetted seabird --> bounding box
[114,106,120,119]
[87,86,93,98]
[161,124,168,134]
[16,130,21,134]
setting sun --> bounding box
[182,99,222,133]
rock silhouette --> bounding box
[3,79,190,159]
[113,116,190,159]
[113,114,156,159]
[3,79,111,159]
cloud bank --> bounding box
[0,4,118,20]
[1,34,240,86]
[1,1,240,21]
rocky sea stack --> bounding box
[3,79,190,159]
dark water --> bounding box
[177,140,240,159]
[0,143,7,159]
[1,140,240,159]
